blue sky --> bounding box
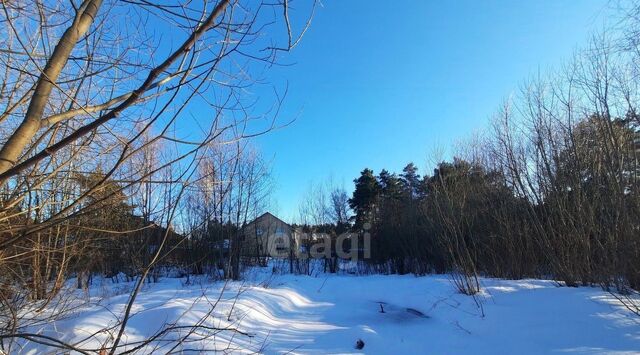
[249,0,610,220]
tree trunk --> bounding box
[0,0,102,175]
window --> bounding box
[256,227,263,236]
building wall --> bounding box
[241,213,294,258]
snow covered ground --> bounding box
[14,269,640,354]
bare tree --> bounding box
[0,0,315,351]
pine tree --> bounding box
[378,169,403,200]
[348,168,381,229]
[400,162,423,199]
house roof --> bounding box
[245,212,291,228]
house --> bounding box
[241,212,298,258]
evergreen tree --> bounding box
[348,168,381,229]
[378,169,403,200]
[400,163,424,199]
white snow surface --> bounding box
[15,269,640,354]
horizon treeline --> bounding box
[341,31,640,297]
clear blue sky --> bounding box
[250,0,610,220]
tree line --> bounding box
[345,41,640,300]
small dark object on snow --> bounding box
[406,307,427,318]
[355,339,365,350]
